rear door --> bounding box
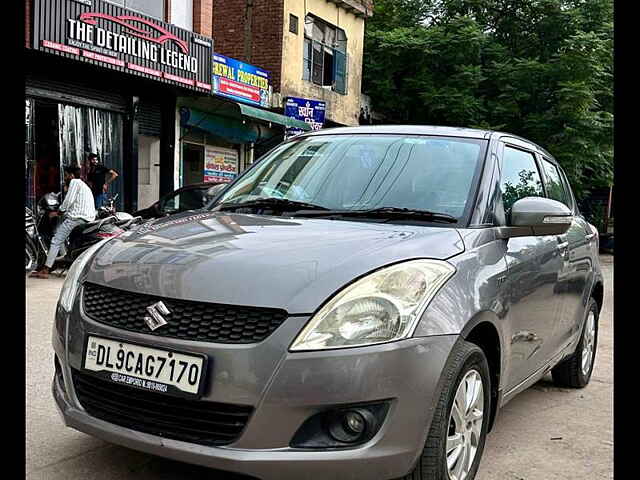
[539,157,593,347]
[499,142,564,390]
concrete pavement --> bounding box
[26,255,613,479]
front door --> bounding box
[499,144,564,390]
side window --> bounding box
[541,158,573,210]
[500,146,544,212]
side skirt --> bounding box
[500,347,571,407]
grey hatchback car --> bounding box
[52,126,603,480]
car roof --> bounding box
[297,125,556,163]
[301,125,493,140]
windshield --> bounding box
[213,134,487,222]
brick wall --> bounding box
[194,0,213,37]
[212,0,285,91]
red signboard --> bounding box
[217,77,262,104]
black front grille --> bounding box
[82,283,288,344]
[72,369,253,446]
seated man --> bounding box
[30,166,96,279]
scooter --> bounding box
[25,192,125,275]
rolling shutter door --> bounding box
[25,74,127,112]
[137,99,162,137]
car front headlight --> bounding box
[58,239,110,312]
[290,259,456,351]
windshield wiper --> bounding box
[216,197,330,212]
[291,206,458,223]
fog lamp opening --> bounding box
[327,409,374,443]
[290,401,391,449]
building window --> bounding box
[171,0,193,30]
[303,38,312,81]
[290,14,299,34]
[105,0,165,21]
[303,15,348,94]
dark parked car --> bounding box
[133,182,227,219]
[53,126,602,480]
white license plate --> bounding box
[83,336,206,397]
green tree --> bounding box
[362,0,613,200]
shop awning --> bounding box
[180,107,260,143]
[236,103,312,131]
[179,100,311,144]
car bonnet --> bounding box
[84,211,464,314]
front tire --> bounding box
[402,341,491,480]
[551,298,599,388]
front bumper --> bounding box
[53,294,457,480]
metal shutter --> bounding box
[137,99,162,137]
[25,74,128,113]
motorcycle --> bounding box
[25,192,126,275]
[97,193,144,228]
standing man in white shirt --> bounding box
[30,166,96,279]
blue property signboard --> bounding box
[284,97,326,138]
[212,53,270,107]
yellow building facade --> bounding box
[280,0,372,126]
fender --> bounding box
[586,271,605,311]
[459,311,507,432]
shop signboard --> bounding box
[212,54,271,107]
[32,0,213,92]
[204,146,238,183]
[284,97,326,139]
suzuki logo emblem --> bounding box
[144,301,170,331]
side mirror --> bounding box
[498,197,573,239]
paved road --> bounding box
[26,256,613,480]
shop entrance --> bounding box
[24,97,124,210]
[182,143,204,185]
[34,101,62,202]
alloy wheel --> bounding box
[581,311,596,376]
[446,369,484,480]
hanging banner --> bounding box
[204,146,238,183]
[33,0,213,92]
[284,97,326,139]
[212,54,271,107]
